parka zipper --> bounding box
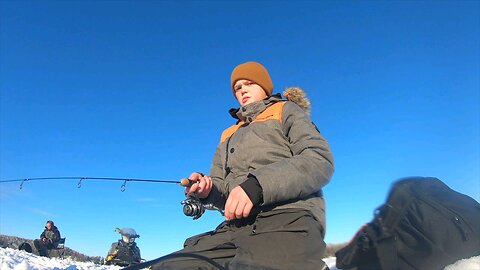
[453,216,469,241]
[224,136,233,178]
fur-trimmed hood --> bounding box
[283,87,311,115]
[229,87,311,120]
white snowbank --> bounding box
[0,247,478,270]
[323,257,338,269]
[324,255,480,270]
[0,247,120,270]
[444,255,480,270]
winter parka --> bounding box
[202,93,334,230]
[40,225,61,244]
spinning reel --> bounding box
[180,178,224,220]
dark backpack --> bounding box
[335,177,480,270]
[18,242,33,253]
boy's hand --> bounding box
[186,172,212,199]
[225,186,253,220]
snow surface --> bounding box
[324,257,338,269]
[444,256,480,270]
[1,247,479,270]
[325,256,480,270]
[0,248,120,270]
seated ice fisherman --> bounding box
[33,220,61,257]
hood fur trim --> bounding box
[283,87,311,115]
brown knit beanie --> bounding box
[231,61,274,96]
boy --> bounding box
[156,61,334,270]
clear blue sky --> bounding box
[1,0,478,261]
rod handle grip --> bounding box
[180,178,196,187]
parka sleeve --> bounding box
[250,101,334,206]
[200,146,228,209]
[52,228,61,243]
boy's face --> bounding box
[234,79,268,106]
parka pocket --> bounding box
[183,231,214,248]
[251,209,315,236]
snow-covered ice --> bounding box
[323,257,338,269]
[324,255,480,270]
[0,247,478,270]
[444,255,480,270]
[0,247,120,270]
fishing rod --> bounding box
[0,176,194,191]
[0,176,222,219]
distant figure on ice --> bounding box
[33,220,61,257]
[154,61,334,269]
[105,227,142,266]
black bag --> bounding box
[335,177,480,270]
[18,242,33,253]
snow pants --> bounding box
[153,209,328,270]
[33,239,55,257]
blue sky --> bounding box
[1,0,478,261]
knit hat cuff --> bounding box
[231,61,273,96]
